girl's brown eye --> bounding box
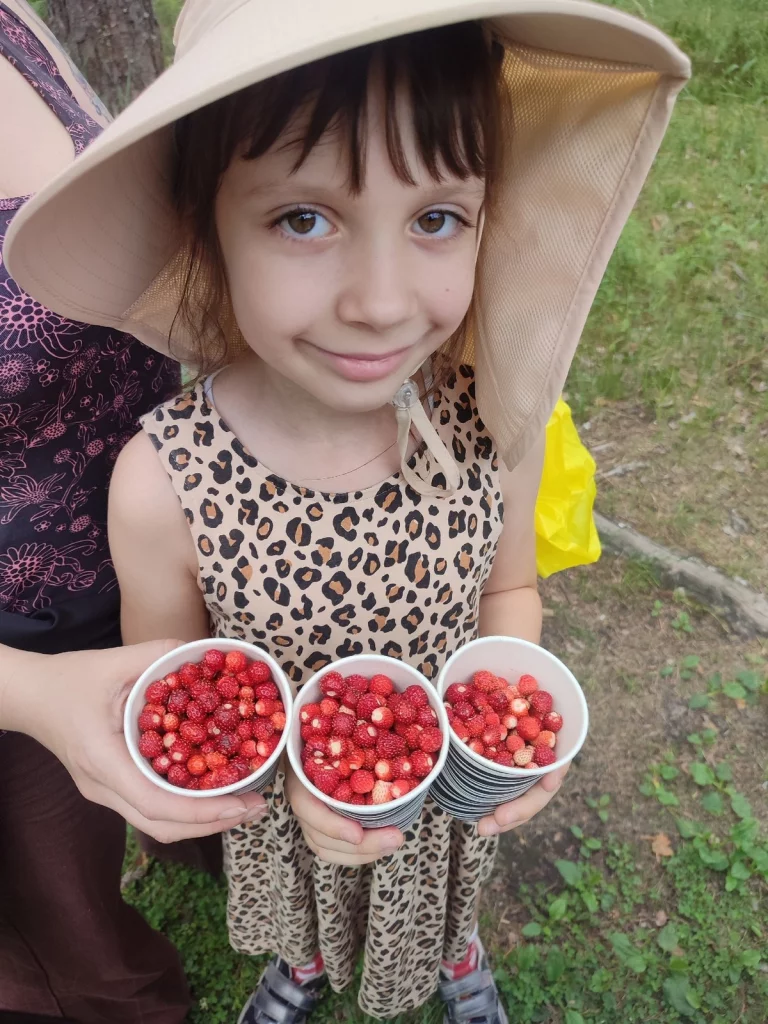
[416,211,447,234]
[285,211,317,235]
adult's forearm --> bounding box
[0,644,42,733]
[478,586,543,645]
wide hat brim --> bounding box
[4,0,690,468]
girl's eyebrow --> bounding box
[242,178,486,201]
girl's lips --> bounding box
[309,343,413,383]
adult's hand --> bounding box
[0,640,268,843]
[285,761,404,865]
[477,763,570,837]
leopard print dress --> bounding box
[141,365,503,1018]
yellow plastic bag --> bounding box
[535,399,601,578]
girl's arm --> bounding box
[476,432,570,837]
[108,431,210,645]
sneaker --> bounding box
[439,943,508,1024]
[237,957,325,1024]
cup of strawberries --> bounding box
[124,638,292,797]
[429,636,588,821]
[287,654,449,830]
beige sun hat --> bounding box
[4,0,689,474]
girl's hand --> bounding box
[1,640,268,844]
[285,762,405,865]
[477,764,570,837]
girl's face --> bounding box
[215,89,484,413]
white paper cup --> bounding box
[287,654,449,831]
[430,636,588,822]
[124,638,292,798]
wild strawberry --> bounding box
[452,701,474,722]
[542,711,563,733]
[371,781,393,805]
[169,739,193,764]
[410,750,434,779]
[201,740,216,755]
[257,736,279,759]
[330,713,354,738]
[374,759,393,781]
[239,686,255,702]
[197,690,219,714]
[272,710,287,732]
[516,716,541,742]
[533,745,556,766]
[300,702,321,724]
[471,691,492,711]
[494,751,515,767]
[445,682,473,704]
[453,722,470,742]
[236,671,252,687]
[369,674,395,698]
[238,699,255,719]
[318,697,338,718]
[203,648,226,672]
[179,662,200,686]
[307,715,332,738]
[357,693,384,720]
[371,706,395,730]
[187,753,208,776]
[482,726,502,747]
[416,706,437,727]
[180,721,207,745]
[304,736,327,758]
[248,660,272,684]
[518,674,538,697]
[163,730,179,749]
[350,794,366,805]
[473,670,496,693]
[255,698,278,718]
[402,724,423,749]
[333,781,354,803]
[350,769,375,794]
[466,714,485,738]
[327,736,349,759]
[319,671,345,698]
[138,731,164,759]
[484,711,501,727]
[334,757,352,779]
[240,739,258,759]
[513,746,534,767]
[313,765,341,795]
[353,723,378,748]
[391,778,412,799]
[252,682,278,701]
[205,718,221,739]
[391,755,413,778]
[363,748,377,770]
[167,764,192,788]
[488,690,510,714]
[392,701,416,726]
[337,705,356,718]
[485,745,499,757]
[502,713,518,731]
[200,664,216,681]
[214,704,239,732]
[199,772,221,790]
[468,739,485,756]
[528,691,553,716]
[510,698,530,717]
[216,733,241,757]
[186,778,201,790]
[224,651,247,674]
[205,751,228,770]
[418,727,443,753]
[237,720,253,741]
[187,676,214,698]
[164,672,181,691]
[152,753,172,775]
[249,755,267,772]
[161,712,179,732]
[138,706,163,731]
[230,756,252,780]
[347,747,365,770]
[377,732,406,758]
[216,676,240,701]
[216,765,240,787]
[402,685,428,709]
[145,679,170,705]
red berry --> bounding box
[254,681,279,700]
[410,750,434,779]
[224,651,248,674]
[357,693,384,720]
[494,751,515,767]
[350,794,366,805]
[331,713,355,737]
[347,747,365,771]
[371,781,393,805]
[162,730,179,749]
[167,690,190,716]
[468,739,485,755]
[304,736,328,758]
[513,746,534,767]
[252,718,275,741]
[214,704,240,732]
[319,697,339,718]
[363,748,377,770]
[542,711,563,733]
[161,712,179,732]
[216,676,240,700]
[529,691,553,716]
[169,739,192,764]
[402,685,428,709]
[240,739,258,759]
[374,759,393,781]
[327,736,349,758]
[216,733,241,756]
[453,701,474,722]
[402,724,423,749]
[237,720,254,740]
[300,702,320,724]
[238,699,256,719]
[313,765,341,795]
[200,664,216,681]
[343,673,369,693]
[377,732,406,758]
[353,723,378,749]
[145,679,170,704]
[151,753,172,775]
[453,722,470,742]
[391,778,412,799]
[419,727,443,753]
[445,683,473,705]
[205,717,221,737]
[391,755,412,778]
[187,753,207,776]
[535,730,557,749]
[510,698,530,717]
[350,769,375,794]
[516,716,541,742]
[255,699,278,718]
[197,690,219,714]
[167,764,192,788]
[164,672,181,691]
[205,751,228,770]
[342,687,363,709]
[502,713,519,731]
[466,714,485,738]
[216,765,241,787]
[319,671,344,698]
[201,740,216,755]
[334,757,352,779]
[199,772,220,790]
[249,755,267,772]
[179,662,200,686]
[482,726,501,747]
[271,710,287,731]
[333,782,354,803]
[256,736,279,758]
[230,756,252,780]
[488,691,510,714]
[533,744,557,767]
[506,734,525,754]
[187,676,214,698]
[180,721,207,745]
[392,701,416,726]
[248,660,272,684]
[371,706,395,730]
[369,674,394,698]
[473,670,496,693]
[203,648,226,672]
[138,731,164,759]
[138,706,163,732]
[416,706,437,727]
[518,674,538,697]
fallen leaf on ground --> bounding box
[650,833,675,859]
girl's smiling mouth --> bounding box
[303,341,415,382]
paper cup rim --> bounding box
[287,654,449,819]
[437,635,588,778]
[124,637,292,798]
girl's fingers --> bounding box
[477,763,570,837]
[297,819,404,860]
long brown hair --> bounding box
[171,21,507,384]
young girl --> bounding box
[4,0,689,1020]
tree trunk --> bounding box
[47,0,164,114]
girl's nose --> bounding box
[336,240,418,333]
